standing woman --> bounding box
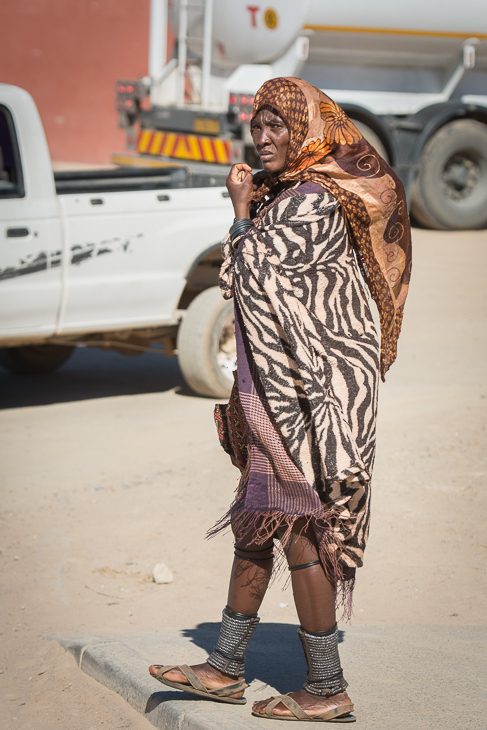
[150,78,411,722]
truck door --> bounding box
[58,183,232,332]
[0,102,63,336]
[58,188,183,330]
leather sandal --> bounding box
[149,664,248,704]
[252,693,355,722]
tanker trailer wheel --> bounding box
[0,344,75,375]
[177,286,236,398]
[411,120,487,230]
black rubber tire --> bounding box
[0,344,75,375]
[411,120,487,230]
[177,286,235,398]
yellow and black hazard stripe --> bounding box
[137,128,236,164]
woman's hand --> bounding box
[226,163,253,220]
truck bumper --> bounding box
[131,128,244,165]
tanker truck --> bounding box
[115,0,487,231]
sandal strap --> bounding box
[264,694,353,721]
[178,665,208,692]
[153,665,179,681]
[265,695,310,720]
[154,664,247,697]
[156,665,208,693]
[212,679,248,697]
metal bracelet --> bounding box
[229,218,256,242]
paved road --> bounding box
[0,228,486,729]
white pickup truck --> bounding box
[0,83,237,398]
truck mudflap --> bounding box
[136,128,243,165]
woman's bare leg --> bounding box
[282,519,336,630]
[252,520,352,718]
[227,531,274,614]
[149,529,274,692]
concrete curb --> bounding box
[52,625,486,729]
[53,630,278,730]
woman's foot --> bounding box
[252,689,353,719]
[148,662,245,699]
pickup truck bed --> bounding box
[53,164,229,195]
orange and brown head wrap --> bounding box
[251,77,412,379]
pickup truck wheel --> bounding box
[0,344,75,375]
[411,120,487,230]
[177,286,236,398]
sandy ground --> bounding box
[0,228,486,729]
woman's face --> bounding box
[251,109,290,174]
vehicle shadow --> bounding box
[0,346,190,409]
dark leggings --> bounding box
[227,519,336,632]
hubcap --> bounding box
[216,311,236,383]
[442,153,480,201]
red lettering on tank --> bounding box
[247,6,259,27]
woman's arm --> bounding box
[226,163,253,220]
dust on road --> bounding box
[0,228,486,729]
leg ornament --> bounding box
[288,560,321,572]
[298,624,349,697]
[207,606,260,677]
[234,543,274,562]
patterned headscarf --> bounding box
[251,77,412,380]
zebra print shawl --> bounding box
[250,77,411,380]
[216,185,380,615]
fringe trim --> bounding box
[207,491,356,623]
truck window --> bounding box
[0,105,24,198]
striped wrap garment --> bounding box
[212,79,411,615]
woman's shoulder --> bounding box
[294,181,328,195]
[273,180,335,203]
[260,182,339,226]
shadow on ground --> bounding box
[0,346,197,409]
[145,690,202,713]
[145,623,346,712]
[182,623,345,695]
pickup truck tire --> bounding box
[411,120,487,230]
[0,344,75,375]
[177,286,236,398]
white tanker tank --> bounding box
[118,0,487,230]
[166,0,486,70]
[168,0,311,69]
